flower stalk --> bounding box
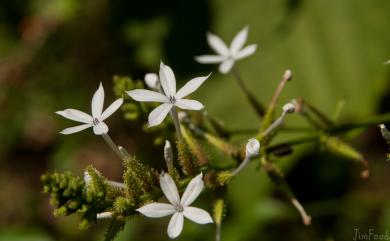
[232,66,265,117]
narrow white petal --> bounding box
[183,207,213,224]
[101,98,123,120]
[180,173,204,207]
[175,74,210,99]
[207,33,229,56]
[59,123,93,135]
[195,55,225,64]
[91,82,105,118]
[93,121,108,135]
[230,26,249,54]
[127,89,168,103]
[167,212,184,239]
[218,59,235,74]
[235,44,257,60]
[175,99,204,110]
[56,109,93,124]
[148,103,173,127]
[159,172,180,206]
[136,203,176,218]
[159,62,176,97]
[145,73,159,89]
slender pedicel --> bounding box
[291,198,311,226]
[262,100,296,137]
[170,107,184,142]
[102,133,126,160]
[231,138,260,176]
[232,66,265,117]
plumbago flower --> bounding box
[127,62,209,127]
[137,172,213,239]
[56,83,123,135]
[195,26,257,74]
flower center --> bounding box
[175,205,184,213]
[169,95,176,104]
[93,118,100,125]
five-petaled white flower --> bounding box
[56,83,123,135]
[137,172,213,239]
[195,26,257,74]
[126,62,209,127]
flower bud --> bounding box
[379,124,390,142]
[245,138,260,158]
[144,73,159,89]
[83,171,92,185]
[283,69,292,81]
[164,140,174,172]
[282,101,296,114]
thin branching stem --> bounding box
[232,66,265,117]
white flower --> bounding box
[145,73,159,90]
[126,62,209,127]
[245,138,260,158]
[56,83,123,135]
[137,173,213,239]
[385,60,390,65]
[195,26,257,74]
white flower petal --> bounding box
[159,62,176,97]
[145,73,159,89]
[93,121,108,135]
[175,74,210,99]
[195,55,225,64]
[159,172,180,206]
[207,33,229,56]
[59,123,93,135]
[180,173,204,207]
[101,98,123,120]
[148,103,173,127]
[218,59,235,74]
[230,26,248,54]
[127,89,168,103]
[56,109,93,124]
[136,203,176,218]
[91,82,105,118]
[175,99,204,110]
[167,212,184,239]
[235,44,257,60]
[183,207,213,224]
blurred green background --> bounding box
[1,0,390,240]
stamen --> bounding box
[169,96,176,104]
[93,118,100,125]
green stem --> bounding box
[102,133,125,160]
[170,107,183,142]
[232,66,265,117]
